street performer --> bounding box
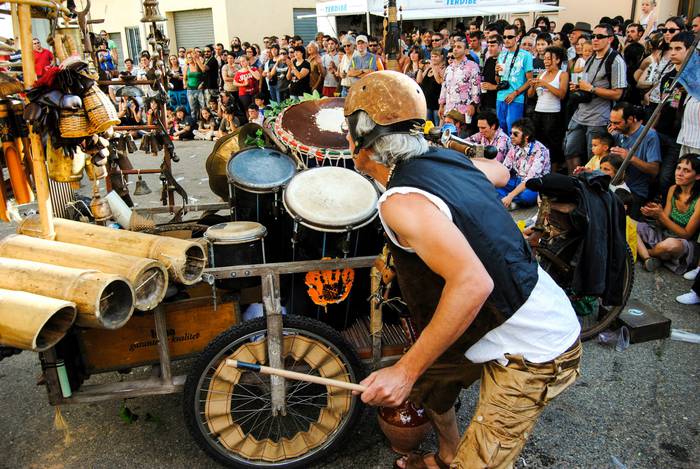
[344,71,582,469]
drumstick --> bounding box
[225,359,367,393]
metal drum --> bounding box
[273,98,353,168]
[204,221,267,290]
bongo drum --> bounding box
[273,98,353,168]
[204,221,267,290]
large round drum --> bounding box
[273,98,353,168]
[283,166,379,233]
[227,147,297,194]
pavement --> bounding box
[0,140,698,469]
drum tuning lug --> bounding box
[230,272,237,278]
[201,273,215,285]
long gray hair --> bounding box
[353,111,429,166]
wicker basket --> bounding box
[59,108,91,138]
[83,85,120,134]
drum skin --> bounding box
[227,147,297,194]
[204,222,267,290]
[279,98,348,151]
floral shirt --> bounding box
[466,128,512,163]
[502,140,550,180]
[438,58,480,115]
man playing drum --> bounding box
[344,71,582,469]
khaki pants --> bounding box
[451,340,582,469]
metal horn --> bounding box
[140,0,166,23]
[441,129,497,160]
[133,171,152,196]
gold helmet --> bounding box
[344,71,427,152]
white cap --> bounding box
[356,35,368,43]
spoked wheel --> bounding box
[183,315,365,468]
[537,235,635,340]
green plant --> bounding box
[243,128,265,148]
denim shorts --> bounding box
[563,120,607,160]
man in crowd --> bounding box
[348,35,383,82]
[479,34,502,112]
[564,23,627,173]
[32,37,54,78]
[468,31,485,66]
[439,36,481,129]
[367,36,385,69]
[495,24,533,133]
[230,37,244,58]
[344,70,581,469]
[608,102,660,215]
[177,47,186,68]
[623,23,646,105]
[467,109,512,162]
[203,45,220,102]
[339,36,356,96]
[567,22,592,60]
[321,37,340,97]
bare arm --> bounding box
[472,158,510,188]
[359,194,493,407]
[654,188,700,239]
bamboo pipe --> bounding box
[0,288,76,351]
[226,359,367,393]
[0,234,168,311]
[17,3,55,239]
[0,257,134,329]
[19,215,207,285]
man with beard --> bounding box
[203,45,220,103]
[623,23,646,105]
[230,37,244,58]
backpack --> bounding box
[584,49,628,102]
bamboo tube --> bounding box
[0,234,168,311]
[19,216,207,285]
[226,359,367,393]
[17,3,55,239]
[0,257,134,329]
[0,288,76,351]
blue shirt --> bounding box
[616,125,661,199]
[496,48,533,104]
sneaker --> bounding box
[683,267,700,281]
[676,291,700,305]
[644,258,661,272]
[508,202,519,211]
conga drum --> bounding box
[273,97,353,168]
[204,221,267,290]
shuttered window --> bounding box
[174,9,215,50]
[293,8,317,45]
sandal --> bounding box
[644,257,661,272]
[394,451,451,469]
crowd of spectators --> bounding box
[34,9,699,304]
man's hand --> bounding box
[610,146,629,159]
[466,104,476,117]
[501,194,514,207]
[577,79,593,92]
[357,363,415,407]
[504,91,517,104]
[438,104,445,119]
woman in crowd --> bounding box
[245,45,262,69]
[286,45,311,100]
[193,107,218,141]
[274,49,291,101]
[233,55,261,112]
[221,54,237,94]
[118,97,142,139]
[497,118,551,209]
[570,37,591,84]
[183,49,206,121]
[145,97,161,126]
[172,106,195,141]
[263,44,282,102]
[403,46,424,81]
[637,154,700,273]
[635,32,664,98]
[167,54,188,114]
[529,46,569,173]
[513,17,527,37]
[416,48,445,125]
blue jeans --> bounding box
[427,109,440,126]
[187,89,206,120]
[268,84,281,103]
[496,100,525,134]
[168,90,189,114]
[496,175,538,207]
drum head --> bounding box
[204,221,267,244]
[284,167,379,232]
[227,147,297,193]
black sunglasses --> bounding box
[432,39,442,42]
[487,40,499,45]
[503,35,517,39]
[447,56,455,60]
[592,34,611,39]
[659,27,681,34]
[369,44,378,47]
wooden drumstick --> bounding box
[225,359,367,393]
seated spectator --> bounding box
[612,187,639,262]
[172,107,195,141]
[207,96,219,119]
[165,108,176,135]
[575,131,614,172]
[254,95,268,119]
[467,109,512,162]
[144,98,161,126]
[193,107,218,140]
[216,105,240,140]
[247,104,264,126]
[599,154,631,193]
[498,118,551,208]
[442,109,468,138]
[637,154,700,273]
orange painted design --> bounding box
[305,259,355,307]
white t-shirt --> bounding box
[377,186,581,365]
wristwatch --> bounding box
[591,86,597,95]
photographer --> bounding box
[117,97,143,139]
[563,23,627,174]
[494,24,533,133]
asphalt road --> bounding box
[1,140,698,469]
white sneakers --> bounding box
[676,291,700,305]
[683,267,699,281]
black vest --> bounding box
[387,147,538,359]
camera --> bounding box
[569,90,594,105]
[496,81,511,91]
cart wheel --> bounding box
[183,315,365,468]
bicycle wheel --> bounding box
[537,235,634,340]
[183,315,365,468]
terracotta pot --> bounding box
[377,400,431,454]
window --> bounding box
[125,26,142,61]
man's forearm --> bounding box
[631,156,660,175]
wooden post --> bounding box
[261,272,286,416]
[153,305,172,384]
[17,3,55,239]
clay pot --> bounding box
[377,400,432,454]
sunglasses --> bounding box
[369,44,378,47]
[659,27,681,34]
[592,34,611,39]
[503,35,517,40]
[511,130,522,136]
[487,41,499,45]
[447,56,455,60]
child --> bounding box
[216,105,240,140]
[254,95,268,119]
[247,104,264,125]
[599,154,631,193]
[207,96,219,119]
[193,107,217,140]
[571,40,593,84]
[613,186,638,262]
[575,132,614,173]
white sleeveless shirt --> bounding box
[535,70,563,113]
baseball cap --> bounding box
[356,35,368,43]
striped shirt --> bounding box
[677,96,700,150]
[572,49,627,127]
